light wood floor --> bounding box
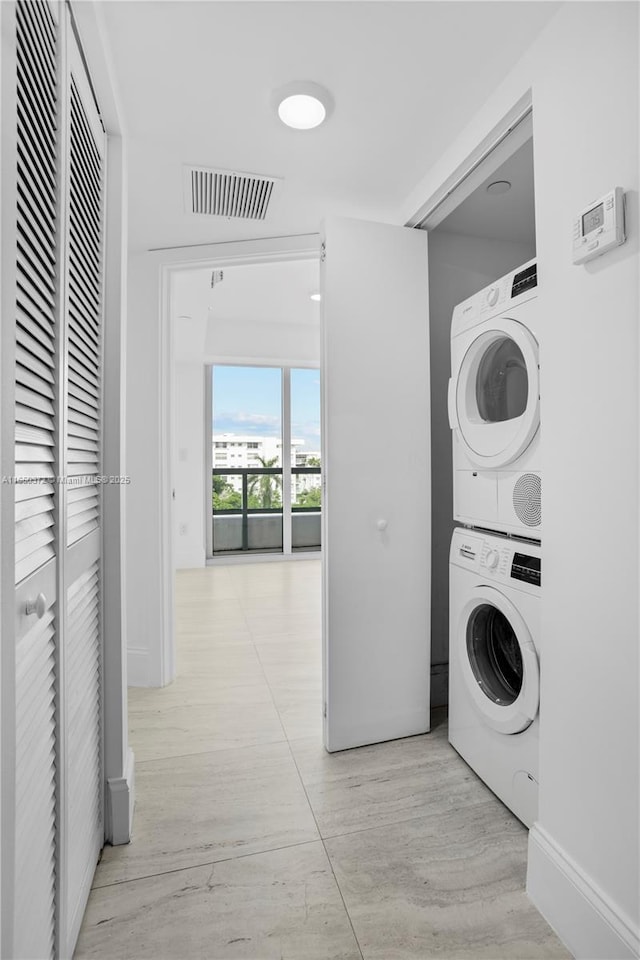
[75,559,570,959]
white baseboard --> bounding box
[527,824,640,960]
[127,645,153,686]
[175,544,206,569]
[106,747,135,846]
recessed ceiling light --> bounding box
[310,292,321,302]
[274,82,333,130]
[279,95,325,130]
[486,180,512,195]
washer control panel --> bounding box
[512,552,541,586]
[480,542,510,576]
[451,528,541,592]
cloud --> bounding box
[216,411,280,427]
[214,410,281,436]
[292,420,321,438]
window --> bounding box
[208,365,321,556]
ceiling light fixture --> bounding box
[486,180,512,195]
[274,82,333,130]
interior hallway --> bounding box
[75,560,570,959]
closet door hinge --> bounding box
[320,242,326,263]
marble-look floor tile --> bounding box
[324,803,571,960]
[178,628,256,650]
[175,570,238,601]
[94,742,319,887]
[254,637,322,667]
[248,627,322,646]
[128,698,286,762]
[76,842,362,960]
[176,641,266,684]
[245,613,322,641]
[129,678,274,712]
[277,698,324,741]
[255,644,323,741]
[289,720,489,839]
[176,602,247,629]
[240,595,321,618]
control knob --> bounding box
[485,549,500,570]
[487,286,499,307]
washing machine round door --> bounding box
[452,318,539,468]
[457,585,539,734]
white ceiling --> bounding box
[437,137,536,244]
[99,1,560,254]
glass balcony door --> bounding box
[208,365,321,557]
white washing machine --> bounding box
[449,527,541,827]
[449,260,541,540]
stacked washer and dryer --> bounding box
[447,259,543,828]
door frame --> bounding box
[68,0,134,847]
[154,234,319,686]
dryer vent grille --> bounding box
[513,473,541,527]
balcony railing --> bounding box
[212,467,321,554]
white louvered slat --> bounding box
[15,485,55,510]
[14,608,56,960]
[65,563,102,937]
[13,8,59,957]
[60,41,105,956]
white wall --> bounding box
[428,232,535,680]
[173,363,206,568]
[171,275,208,571]
[205,315,320,367]
[126,253,168,686]
[406,4,639,955]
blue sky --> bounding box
[212,366,321,452]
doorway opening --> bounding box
[420,109,537,709]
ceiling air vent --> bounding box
[183,165,281,221]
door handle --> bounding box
[25,593,47,619]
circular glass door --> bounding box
[467,604,523,706]
[454,319,539,468]
[457,587,539,734]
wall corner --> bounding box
[105,747,135,846]
[527,824,640,960]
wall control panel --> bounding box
[572,187,625,265]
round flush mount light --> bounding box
[310,292,321,302]
[486,180,512,195]
[274,82,333,130]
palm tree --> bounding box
[248,455,282,509]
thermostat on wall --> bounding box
[572,187,625,265]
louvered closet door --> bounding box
[13,2,60,957]
[59,27,106,956]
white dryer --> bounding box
[449,527,541,827]
[449,260,541,540]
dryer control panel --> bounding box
[451,528,541,593]
[451,258,538,337]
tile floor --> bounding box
[75,559,571,960]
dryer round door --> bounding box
[456,585,539,734]
[453,318,539,468]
